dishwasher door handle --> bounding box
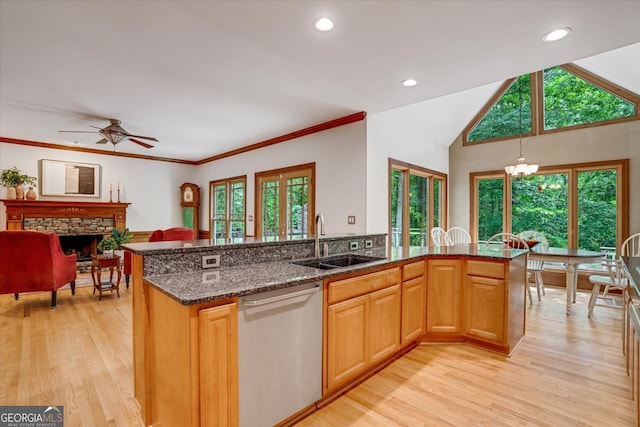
[242,284,320,306]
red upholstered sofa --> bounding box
[0,230,77,308]
[123,227,194,286]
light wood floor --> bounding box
[1,282,634,426]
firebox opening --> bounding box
[59,234,103,261]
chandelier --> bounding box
[504,79,538,177]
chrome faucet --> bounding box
[315,213,325,258]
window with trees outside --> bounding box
[463,64,639,146]
[255,163,315,240]
[210,176,246,243]
[471,159,629,255]
[390,159,447,247]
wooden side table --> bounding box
[91,254,121,301]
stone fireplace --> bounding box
[2,200,130,269]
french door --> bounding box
[255,163,315,240]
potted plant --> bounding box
[97,236,118,257]
[110,227,133,257]
[0,166,37,200]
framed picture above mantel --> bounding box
[40,159,101,197]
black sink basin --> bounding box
[292,254,385,270]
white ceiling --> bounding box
[1,1,639,162]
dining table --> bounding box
[529,247,603,315]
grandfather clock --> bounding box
[180,183,200,238]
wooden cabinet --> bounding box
[145,283,238,427]
[464,258,526,355]
[401,261,426,345]
[427,259,462,336]
[325,267,401,393]
[199,304,239,427]
[326,294,369,389]
[465,262,506,343]
[369,285,402,364]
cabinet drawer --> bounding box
[402,260,425,281]
[328,267,400,304]
[466,260,505,279]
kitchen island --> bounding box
[125,237,528,426]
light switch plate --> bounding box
[350,241,358,250]
[348,215,356,224]
[365,240,373,248]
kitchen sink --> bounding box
[292,254,385,270]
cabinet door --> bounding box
[199,303,239,427]
[369,285,401,364]
[402,276,426,345]
[326,295,369,390]
[427,260,462,334]
[465,275,505,344]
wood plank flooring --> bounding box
[1,281,634,426]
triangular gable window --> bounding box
[543,66,636,130]
[467,75,531,143]
[463,64,639,146]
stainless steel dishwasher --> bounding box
[238,281,322,427]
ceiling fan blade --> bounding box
[124,133,158,142]
[129,138,154,149]
[96,138,109,144]
[58,130,98,133]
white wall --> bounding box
[366,112,450,234]
[448,120,640,236]
[193,120,368,235]
[0,143,195,231]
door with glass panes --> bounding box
[256,164,315,240]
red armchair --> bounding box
[123,227,194,286]
[0,230,77,308]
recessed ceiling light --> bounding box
[402,79,418,87]
[314,17,334,31]
[542,27,572,42]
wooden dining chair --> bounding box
[485,233,535,305]
[446,227,471,246]
[621,232,640,257]
[588,258,626,317]
[430,227,448,246]
[517,230,549,300]
[592,233,640,302]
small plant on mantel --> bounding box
[0,166,37,187]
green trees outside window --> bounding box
[473,162,624,252]
[543,67,635,130]
[464,65,638,145]
[210,177,246,243]
[390,160,446,247]
[468,75,531,143]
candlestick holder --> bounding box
[117,189,121,203]
[109,189,113,203]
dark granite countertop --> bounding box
[143,244,527,305]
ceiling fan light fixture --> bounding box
[314,17,334,31]
[542,27,572,42]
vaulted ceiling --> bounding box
[1,1,639,161]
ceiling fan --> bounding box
[59,119,158,148]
